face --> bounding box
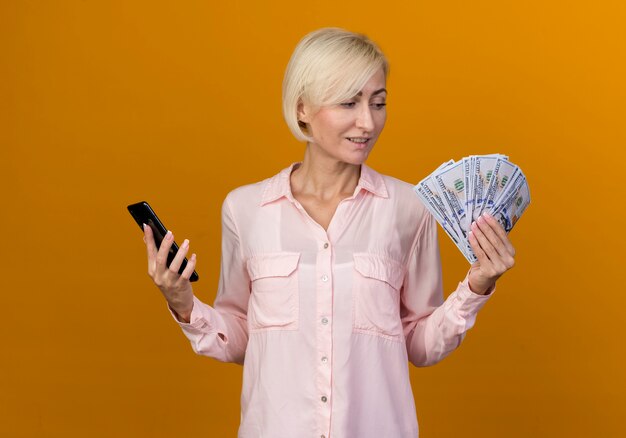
[298,68,387,165]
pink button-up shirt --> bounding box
[170,162,494,438]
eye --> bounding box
[340,102,356,108]
[371,103,387,110]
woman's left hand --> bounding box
[467,213,516,295]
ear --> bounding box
[297,100,311,124]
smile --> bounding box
[347,137,370,144]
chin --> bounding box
[342,153,370,166]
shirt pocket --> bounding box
[352,252,405,341]
[246,252,300,331]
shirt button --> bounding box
[321,317,328,325]
[321,356,328,363]
[321,275,328,282]
[323,242,329,249]
[321,396,328,403]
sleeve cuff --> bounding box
[167,296,214,332]
[452,275,496,317]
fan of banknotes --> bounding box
[413,154,530,263]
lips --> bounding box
[346,137,370,147]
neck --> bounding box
[290,144,361,201]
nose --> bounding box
[355,103,374,132]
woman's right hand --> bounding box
[143,224,197,323]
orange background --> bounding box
[2,1,625,437]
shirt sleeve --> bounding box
[400,211,495,367]
[167,194,250,365]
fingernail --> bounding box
[142,223,147,231]
[182,239,189,248]
[166,230,172,239]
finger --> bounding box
[155,229,175,271]
[143,224,158,268]
[476,215,508,258]
[468,229,489,266]
[471,220,499,263]
[483,213,516,256]
[169,239,190,274]
[472,221,509,274]
[180,253,197,281]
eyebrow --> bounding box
[355,88,387,97]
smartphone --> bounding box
[127,201,199,282]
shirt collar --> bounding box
[260,162,389,206]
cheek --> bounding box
[375,113,387,132]
[313,113,347,137]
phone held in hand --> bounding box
[127,201,199,282]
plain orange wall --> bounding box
[2,1,625,437]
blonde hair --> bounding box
[282,27,389,143]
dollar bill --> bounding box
[414,154,529,264]
[491,178,530,232]
[416,176,466,247]
[463,157,474,224]
[491,170,527,217]
[414,183,472,261]
[433,161,469,235]
[481,157,518,216]
[472,155,501,220]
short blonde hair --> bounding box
[282,27,389,143]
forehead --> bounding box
[355,69,387,96]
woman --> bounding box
[142,28,515,438]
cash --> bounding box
[413,154,530,263]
